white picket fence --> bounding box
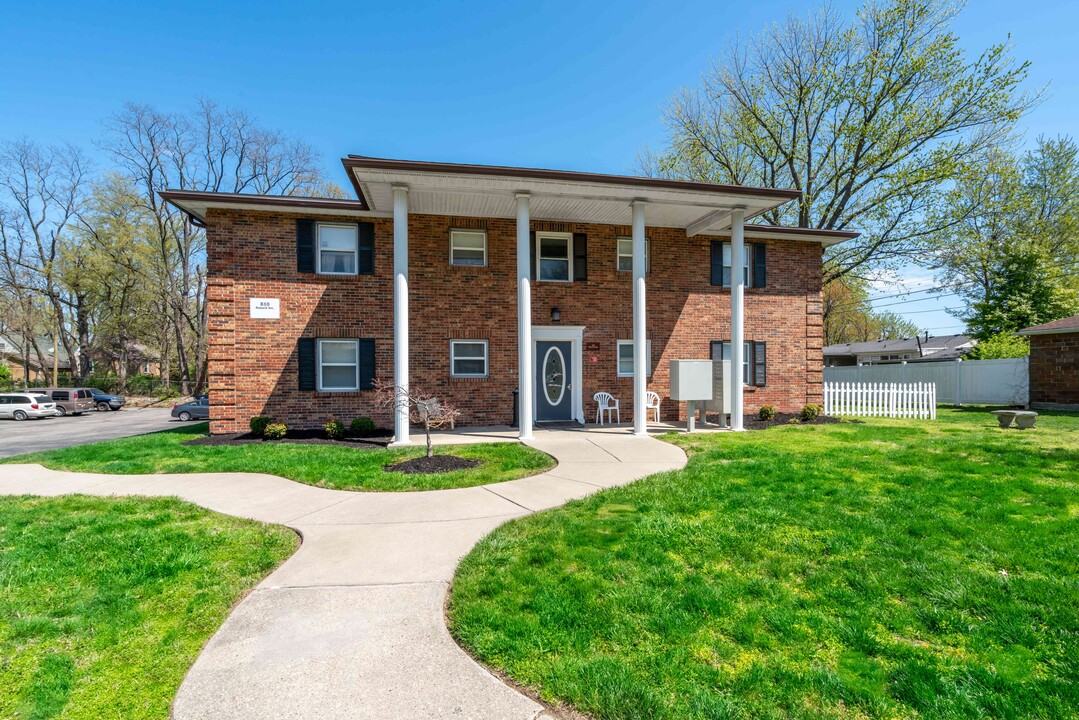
[824,381,937,419]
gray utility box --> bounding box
[707,360,731,415]
[670,360,731,431]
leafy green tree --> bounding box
[640,0,1036,282]
[823,277,922,345]
[932,138,1079,337]
[967,332,1029,359]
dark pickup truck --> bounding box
[88,388,125,411]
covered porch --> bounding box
[342,155,803,444]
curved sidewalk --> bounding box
[0,427,686,719]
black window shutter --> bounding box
[357,222,375,274]
[710,340,724,361]
[297,338,316,390]
[710,241,723,286]
[358,339,375,389]
[753,243,767,288]
[529,231,537,279]
[754,342,767,386]
[573,233,587,281]
[296,220,315,273]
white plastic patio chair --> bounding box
[645,391,661,423]
[593,392,620,425]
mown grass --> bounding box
[449,408,1079,719]
[0,495,296,720]
[1,423,555,492]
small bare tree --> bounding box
[373,378,460,458]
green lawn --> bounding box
[1,423,555,492]
[0,495,296,720]
[449,408,1079,720]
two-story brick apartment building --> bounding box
[162,155,856,444]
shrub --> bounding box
[350,416,378,437]
[263,422,288,440]
[325,418,345,440]
[758,404,777,421]
[249,416,272,436]
[800,403,824,422]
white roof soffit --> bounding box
[343,156,802,236]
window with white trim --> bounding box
[450,340,489,378]
[317,223,359,275]
[318,339,360,391]
[616,340,653,377]
[537,233,572,282]
[450,229,487,266]
[721,243,752,287]
[616,237,650,273]
[711,340,767,386]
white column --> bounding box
[632,200,648,436]
[730,208,745,431]
[516,193,533,440]
[392,185,410,445]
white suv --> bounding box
[0,393,58,420]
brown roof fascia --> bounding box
[341,155,802,202]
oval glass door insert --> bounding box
[543,346,566,406]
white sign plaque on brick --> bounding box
[249,298,280,319]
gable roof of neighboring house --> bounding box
[0,333,72,370]
[160,155,860,247]
[1017,314,1079,335]
[823,334,974,360]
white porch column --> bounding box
[730,207,745,431]
[632,200,648,436]
[516,193,533,440]
[392,185,410,445]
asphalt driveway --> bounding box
[0,407,177,458]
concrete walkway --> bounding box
[0,426,686,719]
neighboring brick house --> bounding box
[1019,315,1079,411]
[162,156,855,440]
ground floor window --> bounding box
[711,340,767,386]
[450,340,489,378]
[616,340,652,377]
[318,339,360,391]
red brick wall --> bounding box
[1029,333,1079,409]
[205,209,824,433]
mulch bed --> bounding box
[384,454,479,474]
[705,412,847,430]
[185,428,394,449]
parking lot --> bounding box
[0,407,177,458]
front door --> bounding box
[536,340,573,421]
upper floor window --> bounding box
[450,229,487,267]
[616,237,650,273]
[537,232,572,282]
[710,241,767,288]
[317,223,359,275]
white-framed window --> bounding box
[721,243,752,288]
[537,232,572,282]
[616,237,650,273]
[450,340,489,378]
[711,340,766,386]
[450,229,487,267]
[318,339,360,391]
[720,341,751,384]
[317,223,359,275]
[616,340,653,377]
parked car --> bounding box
[172,396,209,422]
[87,388,125,412]
[0,393,58,420]
[38,387,96,416]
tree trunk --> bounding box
[76,294,92,383]
[425,414,433,458]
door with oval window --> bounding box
[535,341,573,421]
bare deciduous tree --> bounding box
[373,378,461,458]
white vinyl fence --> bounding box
[823,358,1028,406]
[824,381,937,419]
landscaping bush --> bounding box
[758,404,777,421]
[324,418,345,440]
[249,416,271,436]
[350,416,378,437]
[262,422,288,440]
[800,403,824,422]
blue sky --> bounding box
[2,0,1075,336]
